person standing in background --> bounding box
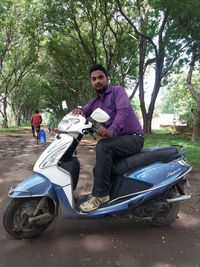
[31,109,42,137]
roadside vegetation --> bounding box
[0,127,199,165]
[0,127,26,133]
[145,130,200,164]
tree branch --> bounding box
[116,0,158,56]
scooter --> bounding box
[3,108,192,239]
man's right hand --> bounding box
[96,126,113,137]
[71,108,85,117]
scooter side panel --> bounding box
[126,159,190,186]
[8,173,58,202]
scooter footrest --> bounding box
[167,195,191,203]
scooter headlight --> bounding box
[58,118,80,132]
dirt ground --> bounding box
[0,132,200,267]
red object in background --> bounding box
[31,114,42,126]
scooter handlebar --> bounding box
[82,127,97,140]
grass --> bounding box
[0,127,25,133]
[145,131,200,164]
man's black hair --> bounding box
[89,64,108,77]
[35,109,39,113]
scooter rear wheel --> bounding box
[151,201,180,226]
[3,197,55,239]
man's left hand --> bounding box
[96,126,113,137]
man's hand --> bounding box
[96,126,113,137]
[71,108,85,117]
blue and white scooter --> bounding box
[3,108,192,239]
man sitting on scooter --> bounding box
[72,64,144,212]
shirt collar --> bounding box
[96,85,112,99]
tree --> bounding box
[43,0,138,108]
[162,0,200,140]
[0,0,44,127]
[158,74,194,125]
[186,44,200,140]
[10,70,45,126]
[116,0,190,134]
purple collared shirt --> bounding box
[82,85,143,136]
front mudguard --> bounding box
[9,173,58,203]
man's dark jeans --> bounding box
[92,134,144,197]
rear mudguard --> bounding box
[8,173,58,203]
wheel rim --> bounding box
[13,199,40,232]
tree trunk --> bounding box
[191,106,200,140]
[144,62,163,135]
[16,115,21,127]
[143,113,152,134]
[187,43,200,141]
[1,97,8,128]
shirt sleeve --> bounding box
[107,87,130,135]
[81,98,95,117]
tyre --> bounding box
[151,200,180,226]
[3,197,55,239]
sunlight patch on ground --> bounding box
[150,263,197,267]
[178,211,200,227]
[82,234,111,252]
[150,263,174,267]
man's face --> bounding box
[90,70,108,93]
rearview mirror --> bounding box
[90,108,110,123]
[62,101,68,111]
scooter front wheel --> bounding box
[3,197,55,239]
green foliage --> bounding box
[10,70,45,122]
[42,33,93,111]
[131,97,141,115]
[31,0,139,120]
[47,113,59,128]
[0,0,46,126]
[1,0,200,133]
[44,0,138,85]
[158,72,198,127]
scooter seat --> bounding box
[112,145,184,175]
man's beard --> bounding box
[96,85,107,94]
